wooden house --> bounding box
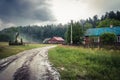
[85,27,120,45]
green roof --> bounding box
[85,27,120,36]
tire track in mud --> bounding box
[0,57,18,71]
[0,50,30,71]
[29,47,60,80]
[0,48,41,80]
[13,51,39,80]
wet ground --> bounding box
[0,46,60,80]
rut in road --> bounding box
[0,46,60,80]
[13,50,39,80]
[0,49,31,71]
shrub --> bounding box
[100,32,117,45]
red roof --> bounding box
[52,37,64,41]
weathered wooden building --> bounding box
[85,27,120,45]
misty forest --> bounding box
[0,11,120,43]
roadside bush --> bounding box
[100,32,117,45]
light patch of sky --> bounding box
[51,0,97,24]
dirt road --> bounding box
[0,46,60,80]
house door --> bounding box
[117,36,120,42]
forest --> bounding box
[0,11,120,43]
[0,24,67,43]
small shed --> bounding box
[43,38,51,44]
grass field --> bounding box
[0,42,49,59]
[49,45,120,80]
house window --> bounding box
[94,37,100,43]
[117,36,120,42]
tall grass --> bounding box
[49,45,120,80]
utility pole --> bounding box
[71,20,73,44]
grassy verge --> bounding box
[49,45,120,80]
[0,42,50,59]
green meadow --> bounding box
[0,42,48,59]
[0,42,120,80]
[49,45,120,80]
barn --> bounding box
[48,37,65,44]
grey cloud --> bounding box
[0,19,15,30]
[75,0,120,15]
[86,0,120,12]
[0,0,55,26]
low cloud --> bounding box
[0,19,16,30]
[0,0,55,30]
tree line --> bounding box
[0,11,120,44]
[80,11,120,29]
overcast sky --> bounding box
[0,0,120,30]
